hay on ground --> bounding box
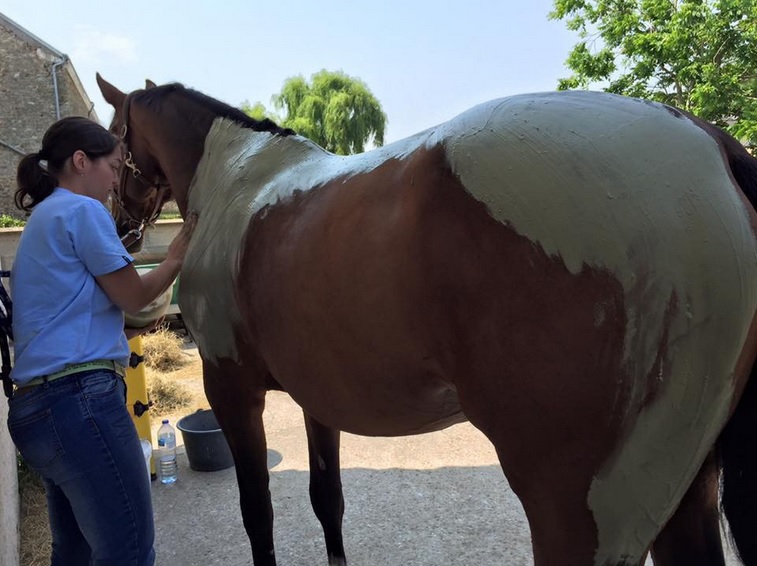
[18,456,50,566]
[147,370,193,412]
[141,325,191,372]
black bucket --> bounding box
[176,409,235,472]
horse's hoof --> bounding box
[328,557,347,566]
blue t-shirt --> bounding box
[10,188,134,384]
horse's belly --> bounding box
[276,361,466,436]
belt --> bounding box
[16,360,126,393]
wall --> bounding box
[0,226,16,566]
[0,17,96,218]
[0,399,17,566]
[0,25,55,214]
[0,226,19,566]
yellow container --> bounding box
[125,336,155,479]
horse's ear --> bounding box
[96,73,126,109]
[145,79,157,89]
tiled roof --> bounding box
[0,11,64,58]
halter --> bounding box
[115,93,171,248]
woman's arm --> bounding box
[96,213,198,315]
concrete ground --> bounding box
[152,390,530,565]
[149,387,742,566]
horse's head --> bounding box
[96,74,173,252]
[96,74,297,253]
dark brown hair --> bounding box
[15,116,119,211]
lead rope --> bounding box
[0,271,13,399]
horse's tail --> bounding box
[719,363,757,564]
[716,130,757,565]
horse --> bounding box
[96,73,757,566]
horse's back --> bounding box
[188,92,757,432]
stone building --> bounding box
[0,12,98,218]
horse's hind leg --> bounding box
[458,375,650,565]
[487,442,648,566]
[202,358,277,566]
[491,444,626,565]
[304,413,346,565]
[650,450,725,566]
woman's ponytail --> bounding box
[14,152,57,212]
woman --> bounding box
[6,116,197,565]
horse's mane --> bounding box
[137,83,296,137]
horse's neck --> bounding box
[186,117,323,214]
[182,117,325,308]
[181,117,325,361]
[140,120,208,217]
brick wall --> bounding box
[0,22,95,218]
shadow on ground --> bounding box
[152,460,533,566]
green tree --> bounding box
[550,0,757,146]
[243,70,387,155]
[240,101,277,122]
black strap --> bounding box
[0,271,14,399]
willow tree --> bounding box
[550,0,757,146]
[239,101,271,122]
[243,70,386,155]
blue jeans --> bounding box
[7,370,155,566]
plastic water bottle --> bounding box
[157,419,178,484]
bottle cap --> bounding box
[162,419,169,424]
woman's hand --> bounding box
[166,212,199,264]
[124,316,165,340]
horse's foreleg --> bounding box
[203,359,277,566]
[304,412,346,566]
[233,408,276,566]
[650,450,725,566]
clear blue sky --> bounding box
[3,0,576,144]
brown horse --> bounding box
[97,73,757,566]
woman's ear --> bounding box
[71,150,88,175]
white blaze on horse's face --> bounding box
[178,91,757,565]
